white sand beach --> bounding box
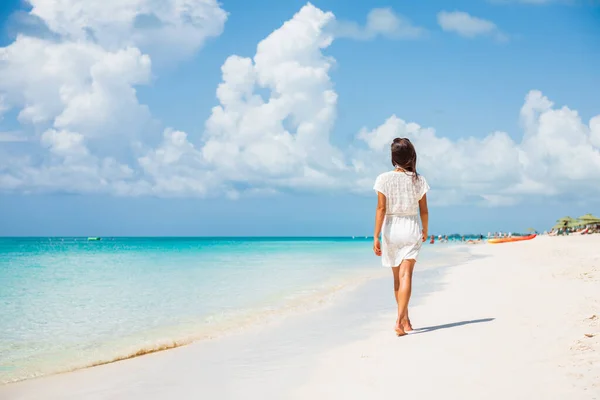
[1,235,598,400]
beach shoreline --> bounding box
[1,235,598,399]
[0,238,465,386]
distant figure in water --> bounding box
[468,234,485,244]
[430,235,435,244]
[373,138,429,337]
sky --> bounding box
[0,0,599,236]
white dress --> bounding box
[373,171,430,267]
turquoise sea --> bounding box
[0,237,453,384]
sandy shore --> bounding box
[292,235,600,399]
[1,235,598,399]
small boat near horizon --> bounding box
[87,237,102,241]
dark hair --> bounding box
[391,138,418,181]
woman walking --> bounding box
[373,138,429,336]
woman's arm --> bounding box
[373,192,386,256]
[418,194,429,242]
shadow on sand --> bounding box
[412,318,495,334]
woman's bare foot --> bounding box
[401,318,414,332]
[394,322,406,336]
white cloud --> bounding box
[437,11,508,42]
[0,143,137,196]
[27,0,227,62]
[200,4,345,191]
[0,0,228,142]
[333,7,424,40]
[517,91,600,190]
[0,0,228,148]
[0,132,27,142]
[137,129,214,197]
[41,129,89,157]
[356,90,600,205]
[0,34,154,165]
[0,0,227,194]
[355,117,523,204]
[590,116,600,148]
[1,2,599,206]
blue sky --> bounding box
[1,0,599,236]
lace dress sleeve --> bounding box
[373,174,388,197]
[418,175,430,200]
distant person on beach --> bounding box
[372,138,429,337]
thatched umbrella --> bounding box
[553,216,579,230]
[577,213,600,225]
[557,216,575,223]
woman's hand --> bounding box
[422,231,428,242]
[373,237,382,256]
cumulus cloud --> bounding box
[0,36,152,140]
[0,0,227,194]
[41,129,89,157]
[0,0,227,143]
[137,129,214,197]
[356,90,600,205]
[26,0,227,61]
[199,5,347,194]
[437,11,508,42]
[1,2,599,206]
[591,116,600,148]
[333,7,424,40]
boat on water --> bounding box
[488,234,536,244]
[87,237,102,241]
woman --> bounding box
[372,138,429,336]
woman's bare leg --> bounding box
[392,264,414,333]
[392,291,412,331]
[392,266,402,333]
[395,259,416,336]
[402,309,413,332]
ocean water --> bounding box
[0,237,455,384]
